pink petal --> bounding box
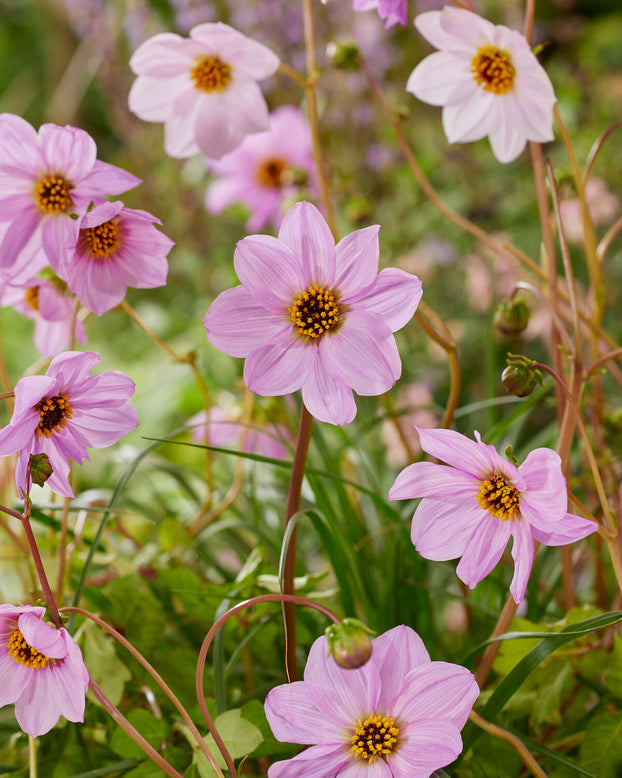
[389,461,477,500]
[372,625,430,711]
[47,350,100,387]
[442,91,494,144]
[390,718,463,775]
[194,93,245,160]
[38,124,96,181]
[509,518,534,603]
[190,23,280,79]
[0,653,31,707]
[265,681,341,744]
[204,286,289,358]
[267,744,349,778]
[234,234,305,307]
[487,99,528,163]
[411,499,484,560]
[129,32,192,77]
[456,513,512,588]
[528,510,598,546]
[340,759,392,777]
[301,350,357,426]
[347,267,422,332]
[14,670,62,737]
[278,202,336,287]
[46,638,88,723]
[129,74,191,122]
[81,160,141,197]
[407,51,468,106]
[18,613,67,660]
[415,428,489,479]
[66,256,127,315]
[244,335,312,396]
[438,6,496,49]
[334,225,380,296]
[222,78,271,135]
[517,448,567,519]
[70,403,139,448]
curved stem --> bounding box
[469,710,548,778]
[277,62,307,88]
[586,346,622,377]
[88,678,183,778]
[195,594,340,778]
[583,121,622,186]
[61,607,224,777]
[597,215,622,263]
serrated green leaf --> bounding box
[579,712,622,778]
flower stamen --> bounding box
[83,219,121,259]
[6,628,55,670]
[471,46,515,94]
[191,56,232,92]
[34,174,73,214]
[477,472,520,521]
[289,285,340,340]
[255,156,289,188]
[351,714,400,762]
[36,394,73,438]
[25,287,39,311]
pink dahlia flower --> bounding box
[0,604,89,737]
[389,428,598,603]
[60,200,173,315]
[353,0,408,29]
[128,22,280,160]
[0,114,140,284]
[406,7,556,163]
[265,624,479,776]
[0,277,86,359]
[0,351,139,498]
[203,201,422,426]
[188,407,291,460]
[206,105,315,231]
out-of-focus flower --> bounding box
[406,7,556,163]
[188,407,290,460]
[128,22,280,159]
[265,624,479,776]
[0,605,89,737]
[389,428,598,603]
[60,200,173,315]
[0,351,139,498]
[353,0,407,29]
[0,115,140,284]
[381,382,439,467]
[206,106,315,231]
[560,178,620,244]
[0,277,86,359]
[203,201,422,426]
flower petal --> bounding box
[244,334,312,396]
[390,718,463,776]
[18,613,67,660]
[334,225,380,296]
[415,427,490,478]
[234,234,305,306]
[265,681,341,744]
[346,267,422,332]
[372,625,430,711]
[529,511,598,546]
[267,744,349,778]
[389,461,477,500]
[301,350,357,426]
[411,499,484,561]
[278,202,336,287]
[456,513,512,588]
[509,518,534,604]
[0,653,31,707]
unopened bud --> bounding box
[29,453,53,487]
[326,39,360,71]
[502,354,543,398]
[325,618,374,669]
[494,297,529,336]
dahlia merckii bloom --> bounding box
[406,6,556,163]
[353,0,407,29]
[60,200,173,315]
[206,105,315,231]
[128,22,280,160]
[265,625,479,776]
[0,605,89,737]
[389,428,598,603]
[0,114,140,284]
[0,351,138,498]
[203,201,422,426]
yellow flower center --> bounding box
[33,174,73,215]
[255,156,289,189]
[83,219,121,259]
[6,627,55,670]
[25,287,39,311]
[36,394,73,438]
[471,46,515,95]
[476,472,520,521]
[191,56,232,92]
[350,714,400,763]
[289,285,340,340]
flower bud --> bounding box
[29,453,53,487]
[325,618,374,669]
[502,354,543,398]
[326,39,360,71]
[494,297,529,336]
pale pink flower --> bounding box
[0,277,86,359]
[353,0,407,29]
[560,178,620,244]
[188,407,290,460]
[265,625,479,777]
[128,22,280,160]
[406,7,556,163]
[389,428,598,603]
[203,201,422,426]
[0,114,140,284]
[60,200,173,315]
[206,105,315,231]
[381,382,439,467]
[0,351,139,498]
[0,604,89,737]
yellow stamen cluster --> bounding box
[83,219,121,259]
[477,472,520,521]
[36,394,73,438]
[25,287,39,311]
[350,714,400,763]
[471,46,515,94]
[34,174,73,214]
[289,285,340,340]
[6,628,54,670]
[191,56,232,92]
[255,156,289,189]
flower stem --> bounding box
[28,735,37,778]
[469,710,548,778]
[195,593,340,778]
[283,404,314,681]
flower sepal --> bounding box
[325,618,374,669]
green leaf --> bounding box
[531,662,573,727]
[191,709,263,776]
[605,634,622,699]
[579,712,622,778]
[109,709,169,760]
[82,622,131,707]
